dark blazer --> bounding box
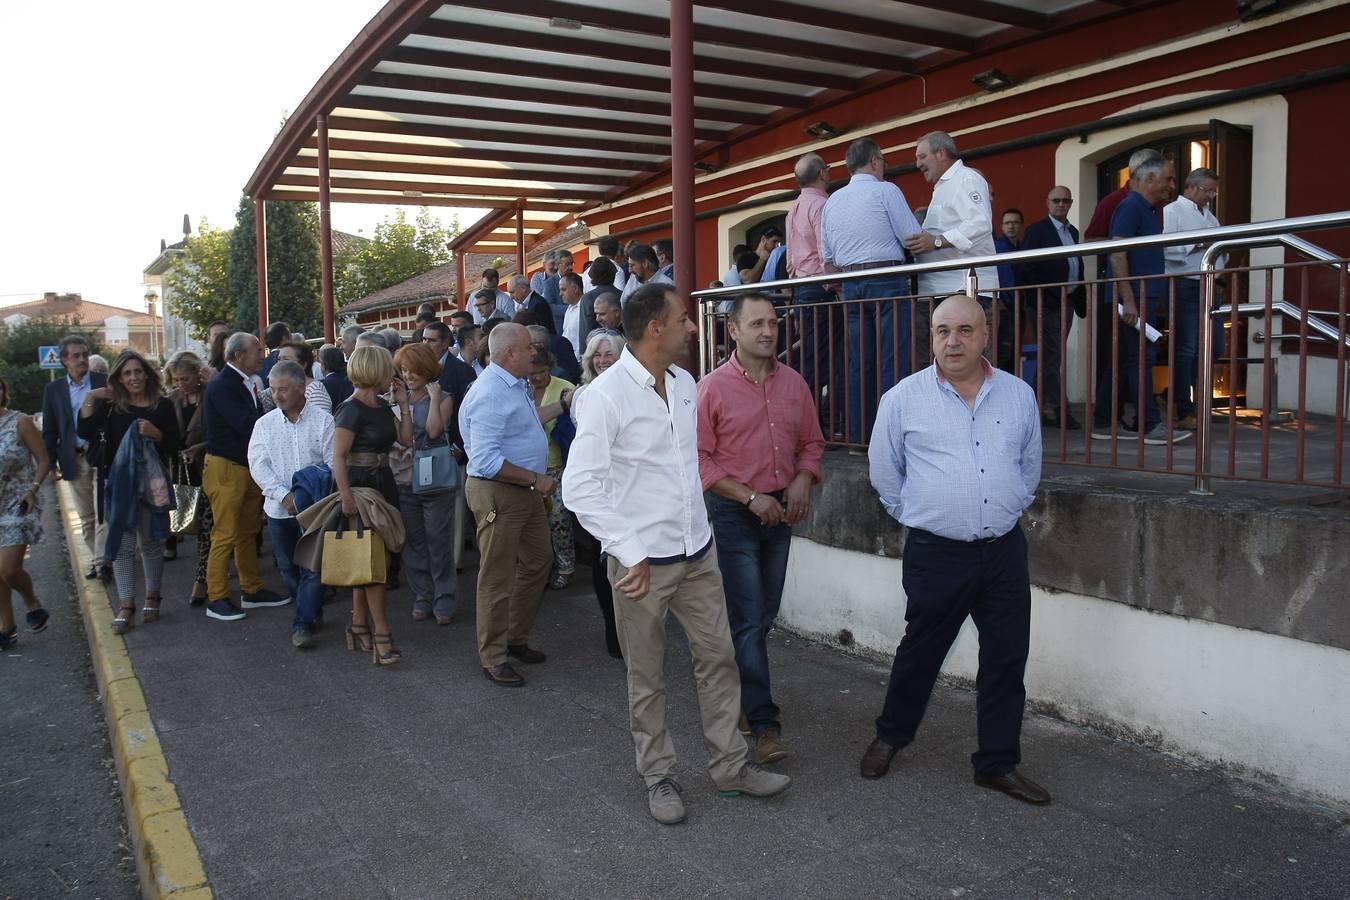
[1014,217,1087,318]
[579,286,621,341]
[42,372,108,479]
[322,371,354,409]
[203,366,261,465]
[519,290,558,335]
[436,353,477,449]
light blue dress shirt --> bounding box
[67,375,91,448]
[820,173,922,268]
[458,363,549,479]
[869,364,1041,541]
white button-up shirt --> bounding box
[916,159,1000,296]
[1163,195,1225,277]
[563,348,711,568]
[247,402,335,519]
[562,303,582,360]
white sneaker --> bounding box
[647,777,686,825]
[717,763,792,798]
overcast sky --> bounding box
[0,0,486,313]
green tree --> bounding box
[0,318,103,414]
[165,218,234,341]
[334,207,459,308]
[229,196,322,337]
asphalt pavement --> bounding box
[0,487,139,899]
[69,517,1350,898]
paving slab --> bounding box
[92,528,1350,899]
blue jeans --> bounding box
[1093,294,1163,433]
[844,275,911,443]
[709,495,793,735]
[267,516,322,634]
[791,283,840,404]
[1171,278,1225,418]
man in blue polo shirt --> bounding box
[1091,149,1188,445]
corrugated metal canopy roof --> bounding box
[246,0,1130,253]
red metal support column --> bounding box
[515,205,526,277]
[454,245,467,310]
[254,196,269,339]
[670,0,696,315]
[317,114,336,344]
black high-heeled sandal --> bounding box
[371,632,402,666]
[345,619,372,653]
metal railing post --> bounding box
[1191,267,1217,495]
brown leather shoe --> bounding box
[482,663,525,687]
[755,729,788,765]
[973,769,1052,805]
[860,737,899,779]
[507,644,546,664]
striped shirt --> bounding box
[868,362,1040,541]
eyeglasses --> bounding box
[1048,197,1073,204]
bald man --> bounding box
[862,294,1049,806]
[458,323,554,687]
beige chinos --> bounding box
[608,546,749,789]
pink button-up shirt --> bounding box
[696,353,825,493]
[785,186,837,279]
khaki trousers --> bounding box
[68,456,107,561]
[608,547,749,788]
[465,477,551,667]
[202,454,263,599]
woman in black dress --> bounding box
[78,349,180,635]
[333,346,412,665]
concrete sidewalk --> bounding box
[99,530,1348,899]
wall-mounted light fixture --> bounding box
[548,17,583,29]
[694,161,719,174]
[804,121,846,139]
[972,68,1015,92]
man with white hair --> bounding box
[247,361,334,648]
[202,332,289,622]
[903,130,1010,371]
[458,323,553,687]
[508,274,557,335]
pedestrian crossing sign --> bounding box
[39,345,63,369]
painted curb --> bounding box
[58,480,212,898]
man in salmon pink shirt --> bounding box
[697,292,825,767]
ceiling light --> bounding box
[804,121,846,139]
[972,68,1015,92]
[549,17,583,29]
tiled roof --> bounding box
[2,295,160,327]
[342,223,591,315]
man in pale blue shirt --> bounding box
[458,323,553,687]
[820,138,923,444]
[860,294,1051,807]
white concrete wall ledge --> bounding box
[781,537,1350,807]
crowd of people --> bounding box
[8,132,1229,822]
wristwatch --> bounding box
[529,473,539,491]
[934,234,945,249]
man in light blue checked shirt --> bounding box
[860,294,1052,807]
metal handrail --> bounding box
[1220,303,1350,349]
[1195,231,1350,494]
[690,211,1350,303]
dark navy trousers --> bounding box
[875,525,1031,776]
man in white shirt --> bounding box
[1164,167,1224,429]
[247,361,335,648]
[559,272,585,361]
[471,269,516,324]
[564,282,790,826]
[903,131,1011,370]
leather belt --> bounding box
[348,452,389,468]
[841,260,904,272]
